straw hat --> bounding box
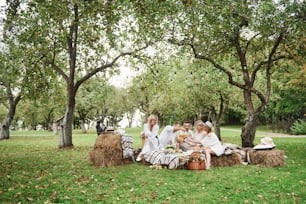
[253,137,276,150]
[204,121,213,129]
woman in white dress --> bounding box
[136,114,159,161]
[200,121,224,169]
[181,120,207,150]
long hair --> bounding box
[147,114,158,124]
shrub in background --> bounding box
[290,119,306,135]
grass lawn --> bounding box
[0,127,305,203]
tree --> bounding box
[0,57,22,139]
[260,62,306,133]
[128,63,161,121]
[15,80,66,131]
[120,89,139,128]
[0,42,24,139]
[167,0,304,147]
[13,1,151,148]
[75,79,101,133]
[0,1,22,139]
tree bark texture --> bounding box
[59,106,74,148]
[0,119,10,140]
[214,122,221,141]
[58,89,76,148]
[241,113,258,147]
[0,90,21,140]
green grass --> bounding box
[0,127,305,203]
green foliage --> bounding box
[1,0,305,142]
[0,129,305,203]
[291,119,306,135]
[260,63,305,132]
[0,104,7,122]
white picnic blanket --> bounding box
[143,150,202,169]
[121,135,134,160]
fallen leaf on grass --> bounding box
[15,192,21,198]
[26,197,34,201]
[257,194,263,199]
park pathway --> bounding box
[265,132,306,138]
[221,128,306,138]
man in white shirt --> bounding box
[159,122,185,149]
[182,121,193,136]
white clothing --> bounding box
[187,129,193,136]
[159,125,176,148]
[192,131,206,141]
[200,132,224,156]
[140,123,160,155]
[184,131,206,146]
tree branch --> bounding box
[0,76,4,86]
[44,42,69,82]
[189,43,248,90]
[245,33,260,55]
[251,54,289,84]
[75,44,149,90]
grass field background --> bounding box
[0,126,305,203]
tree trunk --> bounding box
[241,113,258,147]
[80,121,87,133]
[78,110,88,133]
[52,122,58,135]
[144,96,150,121]
[214,122,221,141]
[210,92,225,141]
[0,93,21,140]
[126,112,134,128]
[0,119,10,140]
[45,110,54,131]
[59,92,75,148]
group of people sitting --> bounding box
[136,114,224,169]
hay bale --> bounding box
[89,132,132,167]
[211,152,242,167]
[94,132,122,150]
[248,149,285,167]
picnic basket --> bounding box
[187,152,206,170]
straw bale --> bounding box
[211,152,242,167]
[248,149,285,167]
[89,132,132,167]
[94,132,122,150]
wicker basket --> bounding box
[188,160,206,170]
